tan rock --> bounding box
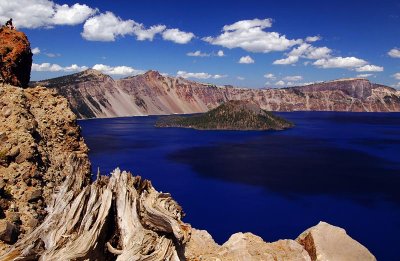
[296,221,376,261]
[26,189,42,203]
[185,229,220,260]
[0,220,18,244]
[219,233,310,261]
[185,229,311,261]
[7,146,20,158]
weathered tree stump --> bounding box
[0,155,191,260]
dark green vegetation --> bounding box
[156,100,294,130]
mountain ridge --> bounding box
[31,69,400,118]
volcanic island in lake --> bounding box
[155,100,294,131]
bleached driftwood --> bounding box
[0,155,191,260]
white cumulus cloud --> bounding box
[213,74,227,79]
[32,63,88,72]
[303,46,332,60]
[388,48,400,58]
[177,71,224,80]
[92,64,143,76]
[52,3,97,25]
[64,64,89,72]
[81,12,137,41]
[283,75,303,81]
[187,50,225,57]
[357,74,373,78]
[45,53,61,58]
[223,18,272,31]
[355,65,384,72]
[187,51,210,57]
[177,71,212,79]
[393,73,400,80]
[277,44,382,72]
[238,55,255,64]
[81,11,192,43]
[134,25,166,41]
[273,43,331,65]
[32,47,41,55]
[313,57,368,69]
[273,56,299,65]
[203,18,301,53]
[275,80,286,86]
[305,36,321,42]
[0,0,96,28]
[162,28,195,44]
[264,73,276,79]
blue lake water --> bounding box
[79,112,400,260]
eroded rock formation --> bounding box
[0,27,32,87]
[0,84,90,253]
[33,70,400,118]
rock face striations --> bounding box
[33,70,400,119]
[0,27,32,87]
[156,100,294,130]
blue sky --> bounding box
[1,0,400,88]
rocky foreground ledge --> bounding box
[0,84,376,260]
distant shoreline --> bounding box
[77,111,400,121]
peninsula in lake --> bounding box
[156,100,293,130]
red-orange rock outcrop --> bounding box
[0,27,32,87]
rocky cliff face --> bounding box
[0,27,32,87]
[0,83,90,253]
[33,70,400,118]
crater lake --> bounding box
[79,112,400,260]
